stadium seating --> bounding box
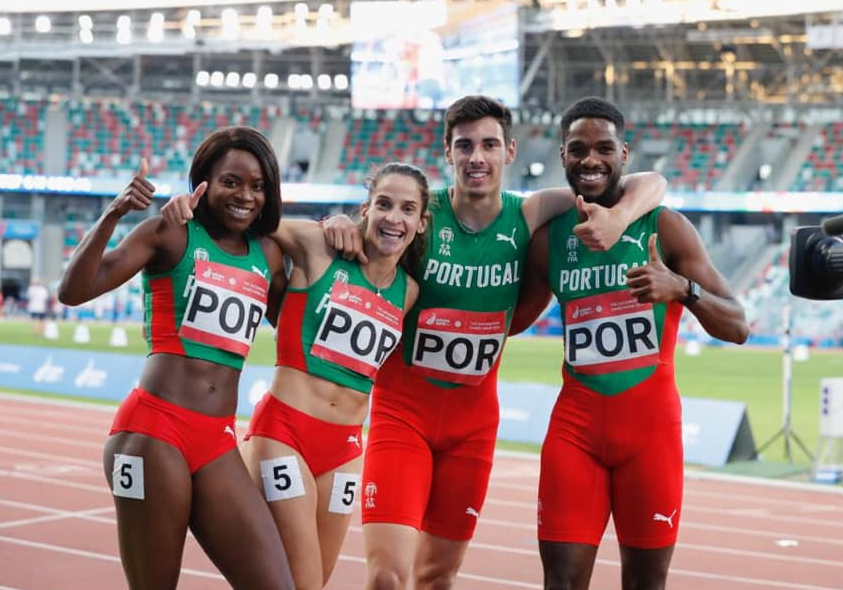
[627,122,745,191]
[335,109,449,185]
[738,244,843,344]
[0,97,46,175]
[65,99,277,179]
[791,122,843,192]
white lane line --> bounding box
[0,446,100,468]
[0,535,224,581]
[0,428,102,450]
[0,469,105,493]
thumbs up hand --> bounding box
[626,233,687,304]
[108,157,157,217]
[161,181,208,226]
[572,195,627,251]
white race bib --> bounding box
[564,291,659,374]
[180,260,268,356]
[311,282,403,378]
[328,472,361,514]
[411,308,506,385]
[260,455,306,502]
[112,454,144,500]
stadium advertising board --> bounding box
[350,0,520,109]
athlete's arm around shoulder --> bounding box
[523,171,666,249]
[271,218,335,285]
[404,275,421,312]
[259,236,289,327]
[626,208,749,344]
[509,224,553,336]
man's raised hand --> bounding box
[572,195,626,251]
[626,233,685,303]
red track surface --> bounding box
[0,392,841,590]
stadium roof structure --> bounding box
[1,0,842,113]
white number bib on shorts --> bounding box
[564,290,659,374]
[411,308,506,386]
[311,282,403,378]
[180,260,269,357]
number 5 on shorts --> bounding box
[260,456,306,502]
[112,454,144,500]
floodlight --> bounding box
[35,15,51,33]
[257,5,273,26]
[221,8,239,40]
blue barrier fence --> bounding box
[0,344,754,467]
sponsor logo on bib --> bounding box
[311,282,403,378]
[179,260,269,357]
[564,290,659,374]
[411,308,505,385]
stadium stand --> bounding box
[0,97,46,175]
[65,99,276,179]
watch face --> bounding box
[684,280,700,305]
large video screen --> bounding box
[350,1,520,110]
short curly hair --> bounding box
[559,96,625,142]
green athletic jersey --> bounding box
[548,206,674,395]
[276,257,407,394]
[143,219,270,370]
[403,188,530,387]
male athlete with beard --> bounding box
[326,95,668,590]
[512,96,749,590]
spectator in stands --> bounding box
[57,127,294,590]
[323,94,667,590]
[25,276,51,335]
[163,161,431,590]
[510,96,749,590]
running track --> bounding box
[0,392,841,590]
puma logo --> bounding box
[621,231,646,251]
[466,507,480,518]
[223,425,236,439]
[251,265,268,278]
[495,228,517,250]
[347,435,361,448]
[653,509,677,528]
